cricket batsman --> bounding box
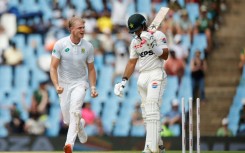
[114,14,169,153]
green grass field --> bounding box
[1,151,244,153]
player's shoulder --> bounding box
[55,36,69,47]
[83,39,93,46]
[154,30,166,37]
[129,38,141,49]
[58,36,70,43]
[130,38,138,44]
[154,31,168,45]
[82,39,94,50]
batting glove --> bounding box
[114,79,127,97]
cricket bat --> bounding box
[148,7,169,32]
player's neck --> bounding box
[70,35,81,44]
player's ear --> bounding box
[67,19,72,32]
[67,27,71,32]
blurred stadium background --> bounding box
[0,0,245,152]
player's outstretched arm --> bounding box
[123,58,138,80]
[50,56,64,94]
[114,58,138,97]
[87,62,98,98]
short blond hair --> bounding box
[67,16,85,29]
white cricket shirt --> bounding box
[130,31,168,72]
[52,36,94,84]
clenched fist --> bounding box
[91,86,98,98]
[55,85,64,94]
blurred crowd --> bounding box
[1,0,239,137]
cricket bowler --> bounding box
[50,16,98,153]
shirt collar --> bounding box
[69,35,83,46]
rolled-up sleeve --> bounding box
[52,41,62,59]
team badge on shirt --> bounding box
[81,48,85,54]
[52,49,56,53]
[65,48,70,52]
[152,82,158,88]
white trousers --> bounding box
[58,81,88,146]
[137,68,167,152]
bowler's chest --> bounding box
[61,46,88,62]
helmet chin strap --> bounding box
[132,29,143,40]
[132,33,139,39]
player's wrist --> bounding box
[121,79,127,88]
[122,77,128,81]
[54,84,59,89]
[91,86,96,91]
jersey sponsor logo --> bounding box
[65,48,70,52]
[152,82,158,88]
[139,50,154,57]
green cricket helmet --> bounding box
[127,14,147,33]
